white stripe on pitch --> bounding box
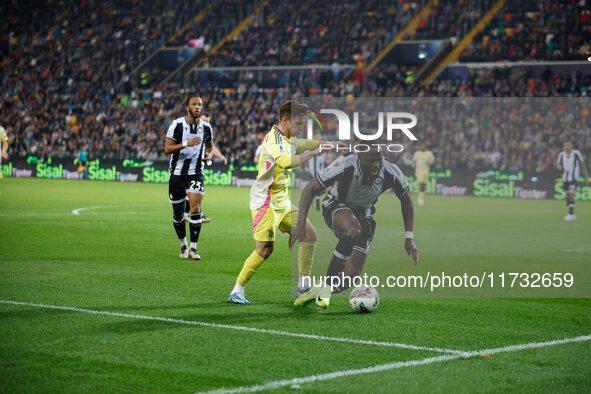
[0,300,462,354]
[199,334,591,393]
[201,354,464,394]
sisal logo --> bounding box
[306,109,418,153]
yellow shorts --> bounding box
[251,205,298,242]
[416,173,429,184]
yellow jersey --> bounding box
[0,127,7,153]
[413,150,434,175]
[250,125,317,210]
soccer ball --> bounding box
[349,286,379,313]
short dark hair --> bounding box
[201,111,210,118]
[279,100,306,120]
[185,94,201,106]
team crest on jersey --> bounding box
[279,145,285,152]
[374,176,383,184]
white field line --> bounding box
[0,212,163,217]
[202,354,463,394]
[71,204,158,215]
[201,334,591,394]
[0,300,463,354]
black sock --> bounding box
[326,237,354,292]
[189,213,202,246]
[184,197,191,215]
[172,202,186,240]
[568,201,574,215]
[173,221,186,240]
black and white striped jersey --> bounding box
[166,116,213,175]
[307,153,327,176]
[557,149,584,182]
[316,153,409,211]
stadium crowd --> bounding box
[4,64,590,173]
[409,0,494,40]
[206,0,421,66]
[460,0,591,62]
[2,0,590,173]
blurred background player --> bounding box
[78,146,88,179]
[184,111,227,224]
[228,101,324,304]
[556,142,589,221]
[165,94,214,260]
[254,144,262,164]
[291,148,418,309]
[0,126,8,179]
[412,143,434,206]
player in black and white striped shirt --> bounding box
[556,142,589,221]
[164,94,214,259]
[290,148,418,309]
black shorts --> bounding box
[563,181,577,194]
[322,199,376,255]
[169,173,204,204]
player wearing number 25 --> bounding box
[164,94,214,260]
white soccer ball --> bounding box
[349,286,379,313]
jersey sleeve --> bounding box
[384,161,410,198]
[203,121,213,144]
[316,155,346,189]
[428,151,435,163]
[166,120,182,142]
[0,127,7,142]
[412,152,418,162]
[292,137,319,153]
[576,150,584,163]
[557,152,563,166]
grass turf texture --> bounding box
[0,177,589,392]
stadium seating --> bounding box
[2,0,590,172]
[206,0,420,66]
[460,0,591,61]
[408,0,495,40]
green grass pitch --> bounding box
[0,177,590,392]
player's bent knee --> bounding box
[334,224,361,241]
[303,221,317,242]
[255,243,274,259]
[344,227,362,242]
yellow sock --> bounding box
[236,251,266,286]
[418,191,424,199]
[298,241,316,277]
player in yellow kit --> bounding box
[412,143,434,206]
[228,101,324,304]
[0,126,8,179]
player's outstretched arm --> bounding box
[164,136,201,154]
[290,178,325,248]
[1,138,8,159]
[275,147,324,170]
[582,154,590,184]
[203,142,214,160]
[399,192,418,265]
[212,145,227,164]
